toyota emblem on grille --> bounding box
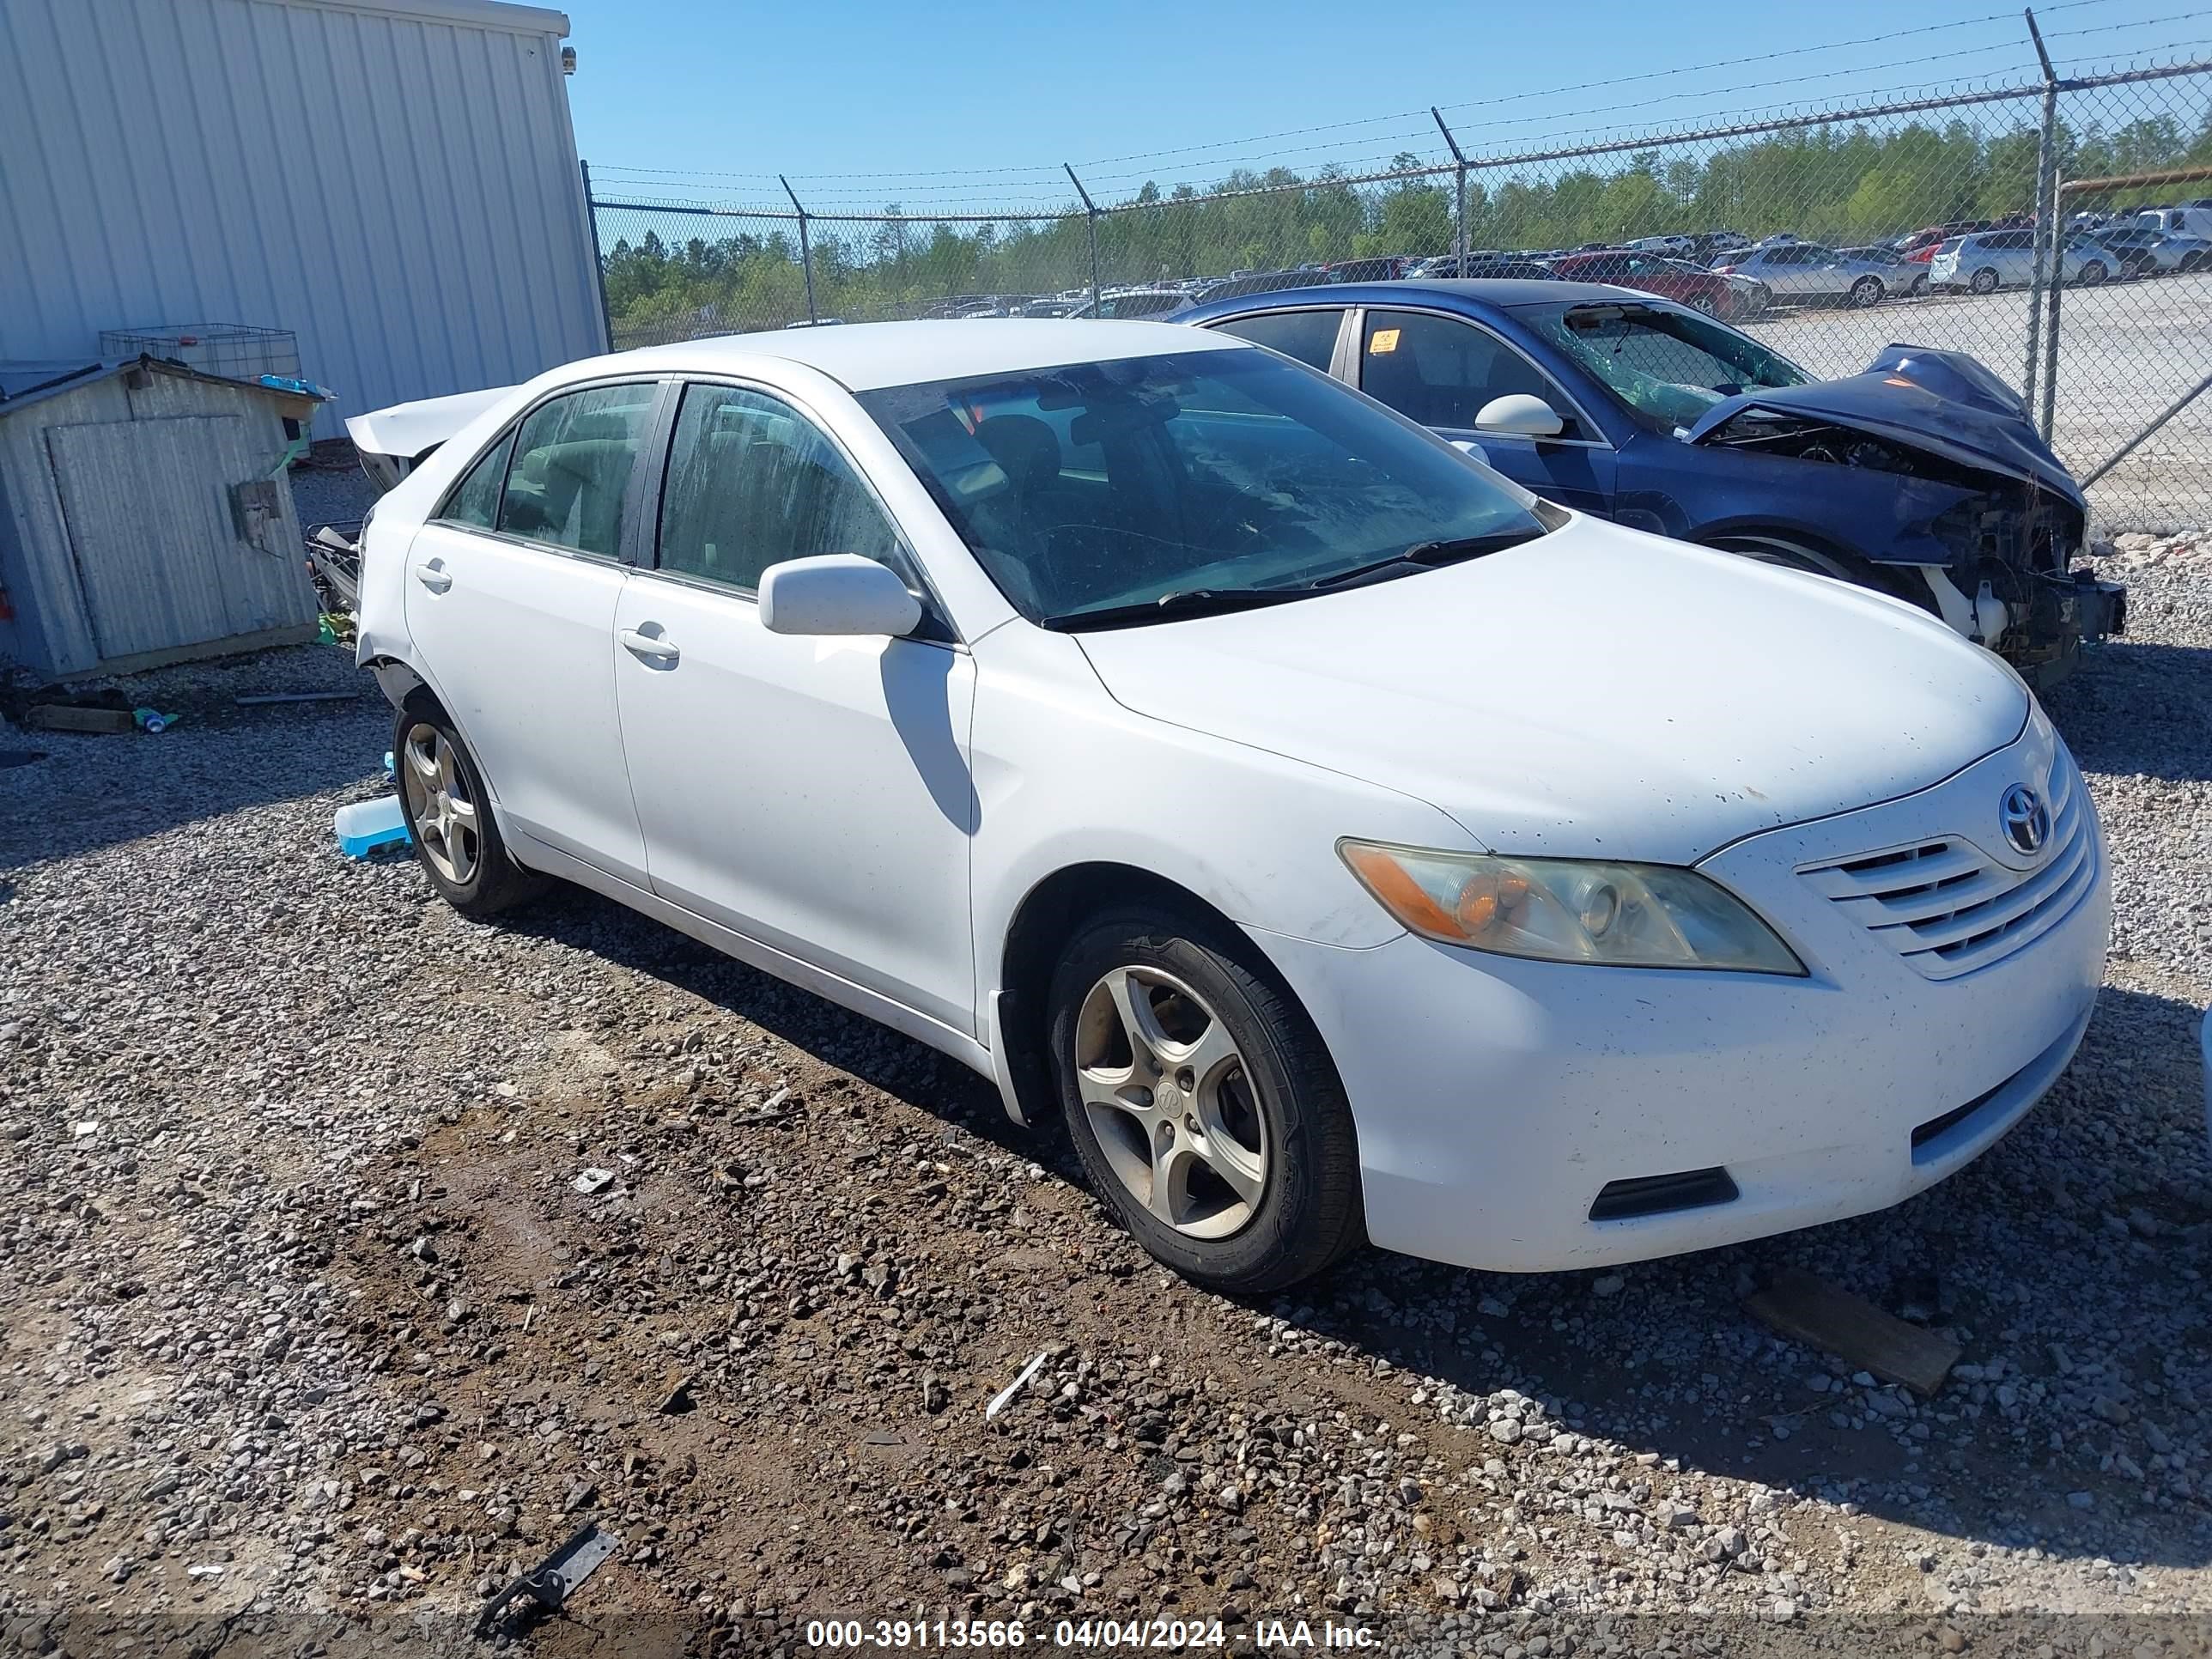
[2000,783,2051,856]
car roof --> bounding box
[611,318,1247,392]
[1184,277,1635,316]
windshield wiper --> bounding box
[1304,531,1537,592]
[1039,586,1311,632]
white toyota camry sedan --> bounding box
[351,319,2108,1291]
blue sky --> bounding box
[565,0,2210,210]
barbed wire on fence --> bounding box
[586,51,2212,527]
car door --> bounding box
[1762,246,1820,297]
[610,379,978,1035]
[1352,307,1615,514]
[402,380,658,884]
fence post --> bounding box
[1066,164,1103,309]
[2021,9,2059,414]
[781,174,817,325]
[579,161,616,353]
[1432,108,1468,271]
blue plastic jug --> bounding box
[334,796,412,859]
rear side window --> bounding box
[496,382,658,557]
[655,384,902,593]
[1206,309,1343,371]
[441,430,514,529]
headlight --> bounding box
[1339,841,1804,975]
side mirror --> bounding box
[1449,438,1492,466]
[757,555,922,638]
[1474,394,1565,438]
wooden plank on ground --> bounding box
[1744,1267,1961,1396]
[26,704,134,734]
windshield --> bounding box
[858,348,1551,629]
[1522,301,1811,431]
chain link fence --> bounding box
[586,56,2212,528]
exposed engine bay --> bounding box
[1697,404,2124,683]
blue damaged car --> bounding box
[1176,279,2124,685]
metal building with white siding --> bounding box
[0,0,606,437]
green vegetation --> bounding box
[598,107,2212,343]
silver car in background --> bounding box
[1711,242,1902,307]
[1929,230,2113,293]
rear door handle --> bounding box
[619,627,680,665]
[412,562,453,593]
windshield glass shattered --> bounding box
[1525,302,1811,432]
[859,349,1550,629]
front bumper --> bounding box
[1256,728,2111,1273]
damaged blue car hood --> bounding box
[1685,345,2085,507]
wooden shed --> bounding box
[0,357,325,679]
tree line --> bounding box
[598,107,2212,343]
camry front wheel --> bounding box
[1049,906,1363,1291]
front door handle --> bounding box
[619,627,680,665]
[413,562,453,593]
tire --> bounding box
[1970,266,2000,295]
[1849,275,1885,308]
[2183,252,2206,273]
[392,694,547,919]
[1048,904,1364,1293]
[1688,293,1720,317]
[1708,534,1895,597]
[1909,273,1929,296]
[2077,259,2108,288]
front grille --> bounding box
[1799,745,2095,981]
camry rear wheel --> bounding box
[1049,906,1363,1292]
[1849,275,1885,308]
[393,696,545,918]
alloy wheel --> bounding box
[400,722,479,886]
[1850,276,1883,307]
[1073,965,1268,1240]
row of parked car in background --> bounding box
[895,200,2212,329]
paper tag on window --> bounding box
[1368,328,1401,355]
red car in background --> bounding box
[1547,249,1735,316]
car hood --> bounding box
[1685,345,2085,505]
[1074,516,2027,866]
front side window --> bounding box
[657,384,902,593]
[1523,301,1810,431]
[1358,310,1583,437]
[859,347,1550,629]
[496,382,658,557]
[1206,309,1344,371]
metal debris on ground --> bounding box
[234,690,360,706]
[1744,1266,1962,1396]
[471,1522,619,1641]
[985,1348,1051,1421]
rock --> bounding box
[1765,1597,1797,1623]
[1489,1419,1523,1445]
[1591,1274,1625,1297]
[2067,1491,2095,1510]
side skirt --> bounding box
[510,831,1006,1092]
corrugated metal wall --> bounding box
[0,0,607,436]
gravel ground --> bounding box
[3,544,2211,1657]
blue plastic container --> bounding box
[334,796,413,859]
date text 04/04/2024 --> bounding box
[803,1617,1377,1648]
